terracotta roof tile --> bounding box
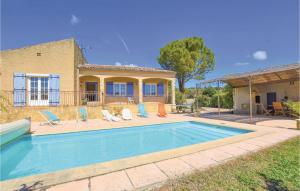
[78,64,176,74]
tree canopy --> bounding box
[158,37,215,92]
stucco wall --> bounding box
[0,39,86,105]
[233,80,300,114]
[0,39,77,92]
[0,104,173,123]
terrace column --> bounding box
[249,76,253,123]
[76,69,80,106]
[99,76,105,106]
[171,79,176,105]
[138,78,143,103]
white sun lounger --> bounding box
[101,110,121,122]
[122,108,133,120]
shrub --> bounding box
[195,94,211,107]
[284,101,300,117]
[176,90,186,104]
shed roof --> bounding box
[78,64,176,74]
[199,63,300,87]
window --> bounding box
[255,96,260,104]
[145,83,157,96]
[30,77,39,100]
[41,77,49,100]
[28,77,49,106]
[113,83,126,96]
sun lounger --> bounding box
[102,110,121,122]
[122,108,133,120]
[157,103,167,117]
[39,110,61,127]
[137,103,148,118]
[79,107,88,121]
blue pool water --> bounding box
[0,121,251,180]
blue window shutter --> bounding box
[13,73,26,106]
[143,83,146,95]
[49,74,60,106]
[157,83,164,96]
[106,82,113,95]
[127,82,134,96]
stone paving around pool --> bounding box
[40,114,300,191]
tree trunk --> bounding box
[178,77,185,93]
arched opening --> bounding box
[104,77,139,104]
[142,78,172,104]
[79,75,101,105]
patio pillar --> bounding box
[76,69,80,106]
[217,80,220,117]
[171,78,176,105]
[99,76,105,106]
[138,78,143,103]
[249,76,253,123]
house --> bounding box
[0,39,176,107]
[221,63,300,114]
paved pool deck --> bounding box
[1,114,299,191]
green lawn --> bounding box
[157,137,300,191]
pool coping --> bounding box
[0,118,271,191]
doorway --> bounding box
[267,92,276,109]
[85,82,98,102]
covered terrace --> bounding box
[77,64,176,106]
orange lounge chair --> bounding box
[158,103,167,117]
[272,102,285,116]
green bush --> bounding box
[195,85,233,109]
[195,94,211,107]
[175,90,186,104]
[284,101,300,117]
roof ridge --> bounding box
[0,38,75,52]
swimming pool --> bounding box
[0,121,251,180]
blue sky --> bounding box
[1,0,299,87]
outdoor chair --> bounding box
[39,110,62,127]
[158,103,167,117]
[137,103,148,118]
[101,110,121,122]
[128,97,135,104]
[122,108,133,120]
[260,104,272,116]
[272,102,285,116]
[79,107,88,121]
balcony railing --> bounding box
[80,91,100,104]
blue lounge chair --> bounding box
[137,103,148,118]
[39,110,61,127]
[79,107,88,121]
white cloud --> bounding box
[234,62,249,66]
[115,62,137,67]
[253,50,267,60]
[115,62,122,66]
[70,14,80,25]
